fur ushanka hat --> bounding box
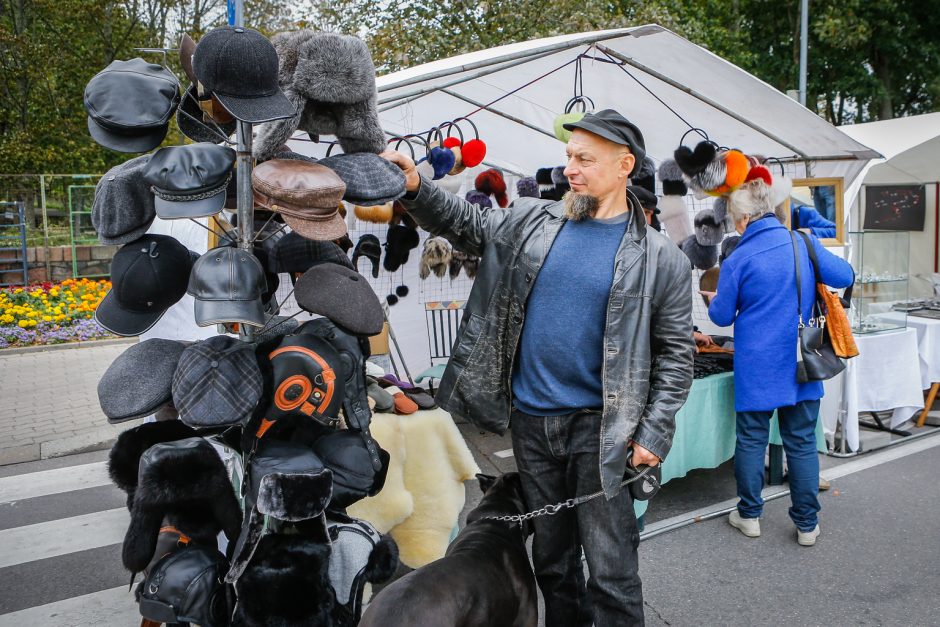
[419,237,452,279]
[254,31,385,161]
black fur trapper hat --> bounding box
[108,421,198,509]
[232,534,335,627]
[122,437,242,575]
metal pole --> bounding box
[39,175,51,282]
[799,0,808,107]
[232,0,254,340]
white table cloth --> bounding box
[906,315,940,390]
[823,328,925,451]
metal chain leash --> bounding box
[481,466,658,525]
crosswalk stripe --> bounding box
[0,462,111,505]
[0,507,128,569]
[0,585,139,627]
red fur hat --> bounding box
[474,168,508,208]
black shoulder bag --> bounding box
[791,232,845,382]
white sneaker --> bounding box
[797,525,821,546]
[728,510,761,537]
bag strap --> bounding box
[796,230,855,306]
[790,232,804,328]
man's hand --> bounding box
[694,331,715,347]
[628,440,660,467]
[380,149,421,193]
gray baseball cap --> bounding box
[187,246,267,327]
[92,155,155,245]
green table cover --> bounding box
[634,372,825,519]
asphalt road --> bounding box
[1,435,938,625]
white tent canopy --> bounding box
[375,25,878,178]
[840,112,940,185]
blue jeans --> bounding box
[735,400,821,531]
[511,408,644,627]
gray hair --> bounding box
[727,180,773,223]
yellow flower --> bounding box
[17,319,29,328]
[42,316,52,322]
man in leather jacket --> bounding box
[382,110,693,626]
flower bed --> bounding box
[0,279,115,348]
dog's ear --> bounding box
[476,473,498,494]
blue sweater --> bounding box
[708,216,854,412]
[512,215,627,415]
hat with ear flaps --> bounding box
[253,30,386,161]
[657,159,693,245]
[232,534,334,626]
[419,237,452,279]
[122,437,242,576]
[694,209,724,246]
[465,189,493,209]
[680,235,718,271]
[224,439,334,584]
[475,168,508,208]
[516,176,539,199]
[630,156,657,194]
[108,421,198,510]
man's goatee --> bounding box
[563,191,599,221]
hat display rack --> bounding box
[84,4,418,624]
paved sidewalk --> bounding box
[0,340,140,465]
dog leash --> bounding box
[481,466,660,525]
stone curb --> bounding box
[0,336,137,356]
[0,426,121,466]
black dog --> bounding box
[359,472,537,627]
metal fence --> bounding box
[0,174,103,282]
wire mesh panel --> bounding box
[0,202,28,287]
[68,184,103,278]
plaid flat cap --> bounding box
[172,335,262,428]
[273,230,353,274]
[318,153,406,206]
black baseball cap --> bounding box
[94,235,196,336]
[563,109,646,176]
[193,26,295,123]
[187,246,268,328]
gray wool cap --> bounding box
[92,155,156,245]
[97,338,187,423]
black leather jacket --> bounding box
[403,176,694,497]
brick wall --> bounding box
[0,245,117,285]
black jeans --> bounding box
[511,408,644,627]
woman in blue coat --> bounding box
[707,179,854,546]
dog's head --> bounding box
[467,472,533,536]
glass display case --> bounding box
[847,231,909,334]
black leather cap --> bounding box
[188,246,267,327]
[94,235,195,336]
[144,143,236,219]
[563,109,646,176]
[84,58,180,153]
[193,26,295,123]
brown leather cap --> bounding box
[252,159,347,241]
